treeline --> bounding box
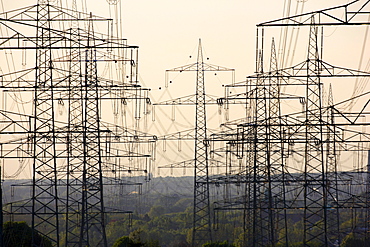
[2,177,370,246]
[105,201,369,246]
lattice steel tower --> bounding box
[32,2,60,245]
[302,17,328,246]
[155,39,234,246]
[192,39,212,246]
[79,15,107,246]
[0,1,154,246]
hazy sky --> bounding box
[2,0,368,98]
[118,0,369,87]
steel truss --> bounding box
[209,1,370,246]
[0,1,155,246]
[154,39,234,246]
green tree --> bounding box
[143,239,161,247]
[148,205,166,218]
[202,240,235,247]
[341,233,367,247]
[113,236,136,247]
[3,221,52,247]
[113,235,160,247]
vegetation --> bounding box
[106,200,370,246]
[341,233,368,247]
[3,221,53,247]
[3,178,370,246]
[112,236,160,247]
[4,216,369,247]
[113,236,135,247]
[202,240,235,247]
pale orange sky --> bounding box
[2,0,368,95]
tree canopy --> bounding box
[3,221,52,247]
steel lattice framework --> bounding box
[192,39,212,246]
[325,84,341,245]
[302,18,328,245]
[1,1,370,246]
[32,2,60,245]
[79,16,107,246]
[250,49,275,246]
[0,1,155,246]
[266,38,288,245]
[64,1,85,245]
[210,1,370,246]
[154,39,234,246]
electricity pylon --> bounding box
[192,39,212,246]
[0,1,155,246]
[155,39,234,246]
[32,2,60,245]
[210,1,370,246]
